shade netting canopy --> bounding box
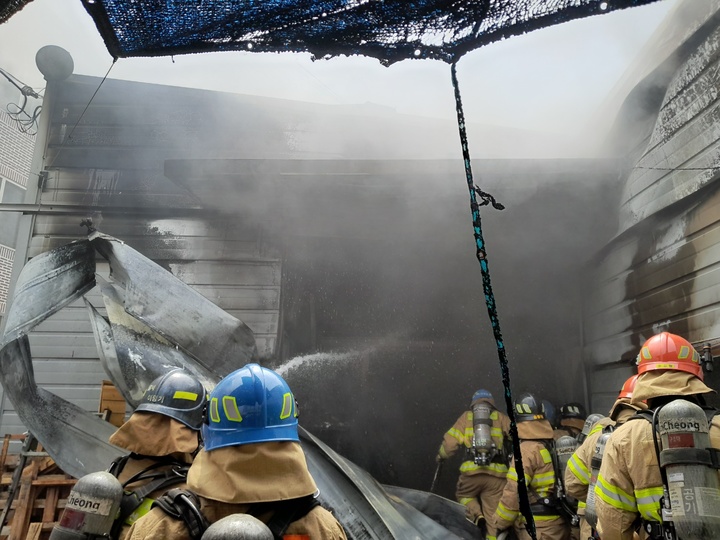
[81,0,661,64]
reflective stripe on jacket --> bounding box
[594,411,720,540]
[493,439,562,531]
[565,417,615,506]
[439,403,511,477]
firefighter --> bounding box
[543,400,559,431]
[491,392,569,540]
[594,332,719,540]
[436,389,511,534]
[108,369,207,540]
[564,374,646,540]
[126,363,347,540]
[554,402,587,439]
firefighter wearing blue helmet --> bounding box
[436,388,511,535]
[126,364,346,540]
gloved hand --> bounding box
[435,454,445,463]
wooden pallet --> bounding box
[0,434,76,540]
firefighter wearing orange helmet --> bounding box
[593,332,720,540]
[564,374,647,540]
[436,389,511,535]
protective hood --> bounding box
[631,370,715,405]
[108,411,199,455]
[517,419,554,440]
[608,397,646,421]
[188,441,318,504]
[560,417,585,432]
[470,397,495,408]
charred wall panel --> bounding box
[586,13,720,410]
[0,76,287,435]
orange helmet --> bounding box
[617,374,639,400]
[636,332,703,380]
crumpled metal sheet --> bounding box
[299,426,466,539]
[90,233,258,376]
[0,336,125,478]
[91,282,216,406]
[382,485,482,539]
[0,232,468,538]
[2,239,96,346]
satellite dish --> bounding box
[35,46,74,82]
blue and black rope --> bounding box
[450,61,536,540]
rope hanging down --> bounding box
[450,61,537,540]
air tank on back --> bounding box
[657,399,720,538]
[472,402,496,465]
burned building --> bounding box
[0,59,621,492]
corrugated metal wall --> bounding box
[584,9,720,412]
[0,77,285,436]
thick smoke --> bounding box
[48,69,621,497]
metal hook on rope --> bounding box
[473,185,505,210]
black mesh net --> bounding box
[82,0,661,64]
[0,0,34,24]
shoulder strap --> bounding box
[703,407,720,425]
[116,465,189,521]
[108,453,131,477]
[630,409,654,423]
[250,495,321,539]
[152,488,209,540]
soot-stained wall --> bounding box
[269,158,620,495]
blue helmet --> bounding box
[472,389,493,403]
[203,364,299,451]
[542,399,558,428]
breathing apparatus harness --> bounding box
[584,424,615,536]
[150,488,321,540]
[528,439,580,527]
[468,402,510,467]
[107,453,191,535]
[631,401,720,540]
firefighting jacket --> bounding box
[438,399,511,477]
[108,412,199,539]
[126,441,347,540]
[565,410,636,513]
[593,411,720,540]
[493,432,562,531]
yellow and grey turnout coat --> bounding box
[594,371,718,540]
[491,420,569,540]
[438,397,511,478]
[126,441,347,540]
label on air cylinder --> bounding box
[670,486,720,518]
[696,487,720,518]
[669,485,686,517]
[668,472,684,484]
[660,418,701,433]
[66,493,114,516]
